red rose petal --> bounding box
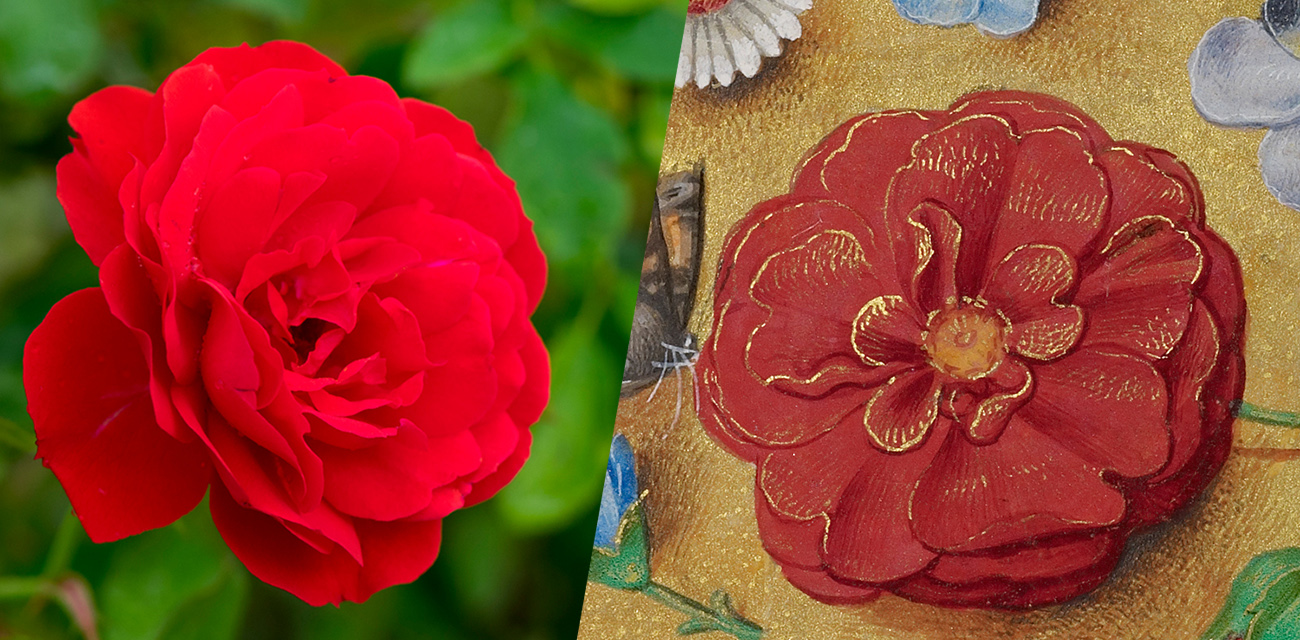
[1021,349,1171,478]
[911,421,1126,553]
[507,327,549,428]
[198,167,282,290]
[371,132,462,213]
[988,128,1108,262]
[886,115,1020,295]
[503,223,547,312]
[464,428,530,507]
[981,245,1083,361]
[754,494,826,569]
[851,295,926,367]
[778,565,881,605]
[69,85,157,182]
[951,91,1112,144]
[188,41,346,88]
[927,532,1120,585]
[1077,216,1202,359]
[823,421,945,583]
[899,202,962,311]
[56,152,127,266]
[1153,301,1221,484]
[466,412,520,483]
[758,420,873,520]
[320,423,446,521]
[792,110,940,234]
[26,289,210,542]
[1098,145,1201,235]
[862,368,941,454]
[701,299,875,448]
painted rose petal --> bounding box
[982,245,1082,360]
[989,128,1108,263]
[792,111,938,233]
[759,419,873,520]
[1153,301,1221,484]
[754,494,826,569]
[964,358,1034,444]
[851,295,926,366]
[927,532,1119,584]
[911,422,1126,553]
[951,91,1112,143]
[1020,349,1170,478]
[900,203,962,310]
[1098,145,1199,232]
[824,421,946,582]
[26,289,211,543]
[886,115,1019,294]
[862,368,941,454]
[1077,216,1202,359]
[778,565,881,605]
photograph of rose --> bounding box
[0,0,684,638]
[580,0,1300,639]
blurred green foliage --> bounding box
[0,0,687,637]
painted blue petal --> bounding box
[892,0,981,27]
[593,434,639,550]
[975,0,1039,37]
[608,433,638,512]
[1259,122,1300,211]
[1189,17,1300,128]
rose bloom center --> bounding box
[923,305,1008,380]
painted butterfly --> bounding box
[621,166,705,398]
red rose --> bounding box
[24,41,549,605]
[696,91,1245,609]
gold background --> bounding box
[578,0,1300,637]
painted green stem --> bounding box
[1236,401,1300,428]
[642,581,762,639]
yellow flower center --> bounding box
[924,305,1007,380]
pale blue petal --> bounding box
[975,0,1039,37]
[1189,17,1300,128]
[1259,122,1300,211]
[892,0,981,27]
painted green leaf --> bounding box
[1202,548,1300,640]
[0,0,102,99]
[588,502,651,591]
[496,71,630,263]
[403,0,529,89]
[496,315,621,533]
[101,507,244,640]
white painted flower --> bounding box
[1189,16,1300,211]
[676,0,812,89]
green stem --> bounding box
[642,581,762,640]
[41,509,80,578]
[1236,401,1300,428]
[0,577,51,599]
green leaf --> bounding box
[0,0,102,99]
[440,507,521,621]
[496,313,621,533]
[496,71,630,263]
[403,0,529,89]
[1202,548,1300,640]
[636,86,674,165]
[544,5,685,83]
[216,0,309,24]
[0,170,70,287]
[101,507,244,640]
[565,0,677,18]
[587,502,650,591]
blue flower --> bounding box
[1189,17,1300,211]
[891,0,1040,38]
[594,434,638,551]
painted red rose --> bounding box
[696,91,1245,609]
[24,41,549,605]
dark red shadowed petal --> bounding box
[26,288,210,542]
[926,532,1121,585]
[781,564,882,605]
[910,420,1125,553]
